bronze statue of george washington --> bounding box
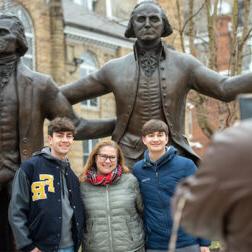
[61,0,252,168]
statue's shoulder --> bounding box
[18,62,51,83]
[164,45,202,68]
[103,52,134,67]
[164,45,195,60]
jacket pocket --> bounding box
[28,211,43,231]
[126,218,144,242]
[83,220,94,246]
[28,212,48,242]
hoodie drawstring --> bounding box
[60,170,65,198]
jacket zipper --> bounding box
[155,165,169,230]
[106,185,113,252]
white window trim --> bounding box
[83,139,99,164]
[106,0,112,18]
[105,0,120,21]
[79,53,99,109]
[81,98,100,110]
[73,0,84,5]
[14,6,36,70]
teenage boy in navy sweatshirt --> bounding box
[9,117,84,252]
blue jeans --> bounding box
[58,246,74,252]
[147,245,200,252]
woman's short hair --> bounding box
[124,1,173,38]
[0,14,28,56]
[79,140,129,182]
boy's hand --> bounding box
[200,247,210,252]
[31,248,41,252]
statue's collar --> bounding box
[0,54,19,88]
[133,41,166,61]
[0,53,18,65]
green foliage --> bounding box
[210,241,221,249]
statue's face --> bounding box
[132,3,163,43]
[0,19,17,56]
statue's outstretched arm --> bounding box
[43,77,115,139]
[61,67,111,105]
[188,55,252,102]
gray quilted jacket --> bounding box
[80,173,145,252]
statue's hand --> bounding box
[0,169,15,189]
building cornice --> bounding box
[64,25,134,50]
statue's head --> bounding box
[125,1,173,40]
[0,14,28,57]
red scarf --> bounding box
[86,165,122,186]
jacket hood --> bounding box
[33,147,69,166]
[143,145,177,168]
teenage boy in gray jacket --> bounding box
[9,117,84,252]
[133,119,210,252]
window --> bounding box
[83,139,99,165]
[73,0,96,11]
[87,0,96,11]
[73,0,85,5]
[10,5,35,70]
[80,52,99,108]
[105,0,136,21]
[242,37,252,72]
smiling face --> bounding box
[95,145,118,176]
[132,3,163,46]
[48,131,74,160]
[142,131,168,157]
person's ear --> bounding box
[165,135,169,144]
[142,136,147,145]
[48,135,53,145]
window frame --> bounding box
[80,52,99,109]
[82,139,99,165]
[12,5,36,70]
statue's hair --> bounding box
[125,0,173,38]
[0,14,28,56]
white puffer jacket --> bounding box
[80,173,145,252]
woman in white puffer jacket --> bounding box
[79,140,145,252]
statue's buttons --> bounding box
[23,150,28,155]
[23,138,28,143]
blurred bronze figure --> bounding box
[62,1,252,167]
[0,14,114,251]
[173,119,252,252]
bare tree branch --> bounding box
[181,0,207,34]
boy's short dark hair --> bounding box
[48,117,75,136]
[142,119,169,136]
